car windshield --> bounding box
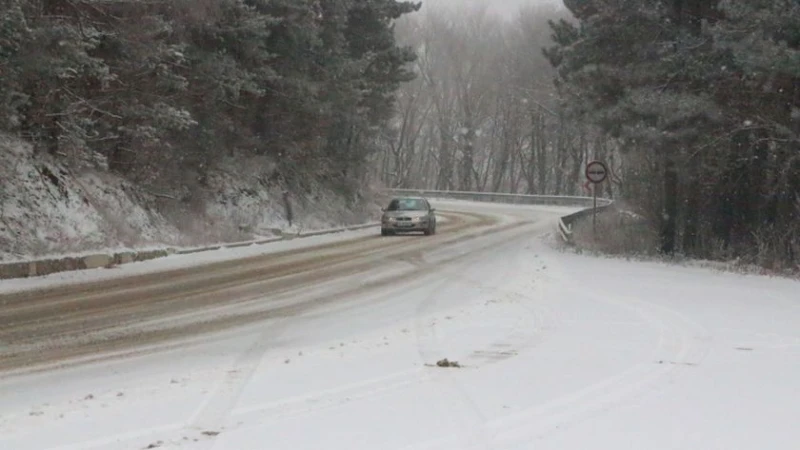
[387,198,426,211]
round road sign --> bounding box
[585,160,608,184]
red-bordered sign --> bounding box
[585,160,608,184]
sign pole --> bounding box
[584,160,608,242]
[593,183,598,239]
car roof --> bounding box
[390,196,427,201]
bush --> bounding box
[568,206,800,279]
[571,206,660,257]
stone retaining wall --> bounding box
[0,223,379,281]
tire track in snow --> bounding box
[38,212,540,450]
[174,221,546,449]
[401,239,712,450]
[182,221,547,446]
[485,287,712,448]
[227,369,434,426]
[405,292,709,450]
[409,232,558,450]
[182,318,293,449]
[0,211,496,374]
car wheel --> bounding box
[381,228,389,236]
[423,224,433,236]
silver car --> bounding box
[381,197,437,236]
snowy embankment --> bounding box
[0,135,380,262]
[0,201,796,449]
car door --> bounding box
[424,199,435,223]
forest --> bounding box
[1,0,798,269]
[0,0,420,199]
[379,0,799,269]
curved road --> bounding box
[0,205,546,374]
[0,200,798,450]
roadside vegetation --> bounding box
[550,0,799,272]
[383,1,798,272]
[1,0,420,195]
[1,0,797,272]
[0,0,419,257]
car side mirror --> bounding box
[430,208,436,212]
[381,208,386,212]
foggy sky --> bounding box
[421,0,563,17]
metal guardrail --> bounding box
[2,189,612,280]
[387,189,612,208]
[0,222,380,281]
[387,188,614,244]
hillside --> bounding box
[0,0,419,261]
[0,135,380,262]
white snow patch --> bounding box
[0,135,380,262]
[0,204,798,449]
[0,136,181,261]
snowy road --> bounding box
[0,200,798,450]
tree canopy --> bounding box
[547,0,799,267]
[0,0,421,196]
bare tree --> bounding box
[382,3,609,196]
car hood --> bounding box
[383,210,429,219]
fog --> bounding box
[421,0,563,17]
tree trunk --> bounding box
[661,153,678,254]
[535,111,547,194]
[437,133,454,191]
[682,155,699,255]
[459,120,476,191]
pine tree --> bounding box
[548,0,799,266]
[0,0,422,201]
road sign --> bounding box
[584,160,608,239]
[585,160,608,184]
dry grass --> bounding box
[565,207,799,280]
[571,208,660,257]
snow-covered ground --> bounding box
[0,201,797,450]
